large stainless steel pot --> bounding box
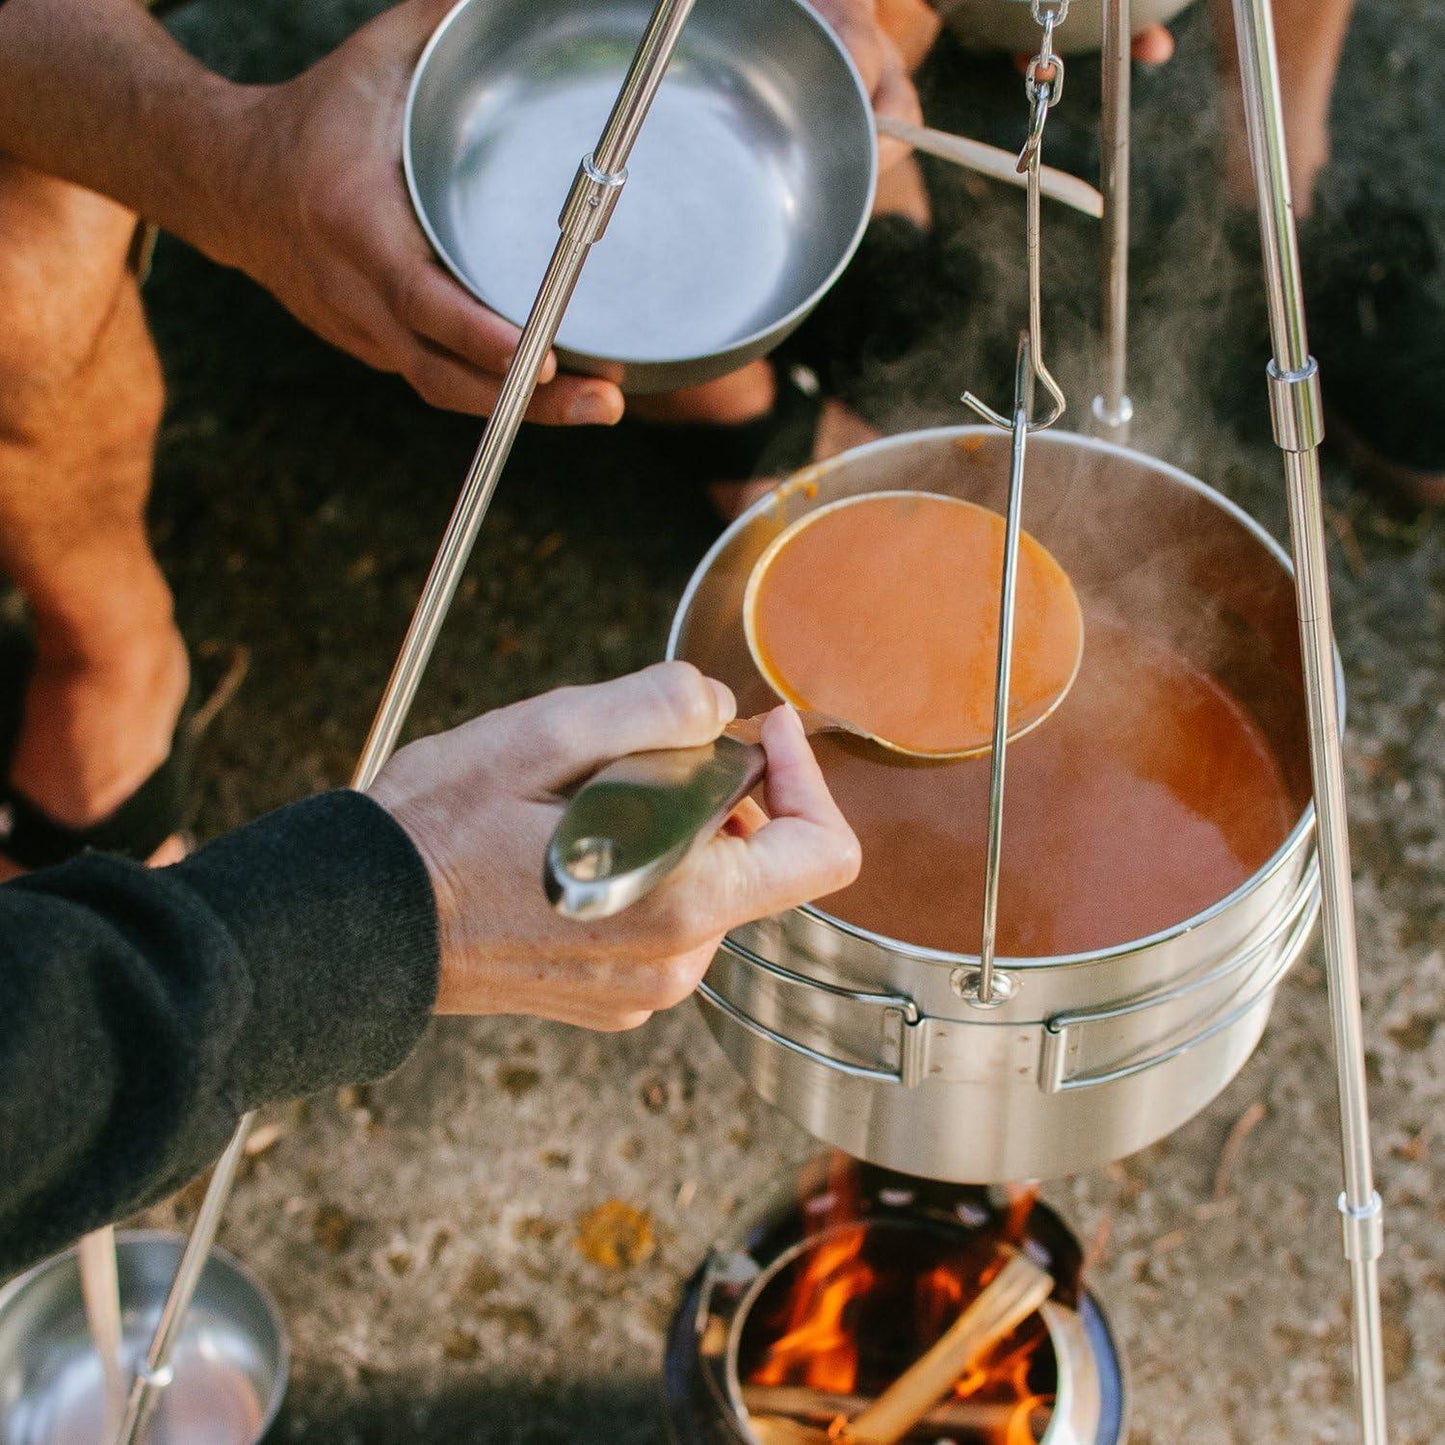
[404,0,876,393]
[668,428,1324,1183]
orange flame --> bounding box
[746,1163,1060,1444]
[751,1223,872,1394]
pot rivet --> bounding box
[950,967,1019,1008]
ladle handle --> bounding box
[545,736,765,920]
[877,115,1104,219]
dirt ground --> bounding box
[128,0,1443,1439]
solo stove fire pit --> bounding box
[664,1157,1125,1445]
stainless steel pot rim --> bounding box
[0,1227,290,1436]
[402,0,878,371]
[668,424,1334,973]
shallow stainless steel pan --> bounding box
[405,0,877,393]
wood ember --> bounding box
[845,1250,1054,1445]
[744,1385,1039,1435]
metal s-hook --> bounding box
[960,178,1066,431]
[963,0,1068,433]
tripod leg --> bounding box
[1093,0,1133,438]
[1229,1,1387,1440]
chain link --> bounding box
[963,0,1068,432]
[1019,0,1068,170]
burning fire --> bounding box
[743,1170,1056,1445]
[750,1223,874,1396]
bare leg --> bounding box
[1211,0,1354,214]
[0,161,187,876]
[630,0,941,521]
[632,360,885,518]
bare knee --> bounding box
[0,163,140,413]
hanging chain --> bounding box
[962,0,1069,431]
[1021,0,1069,169]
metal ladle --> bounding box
[544,490,1083,922]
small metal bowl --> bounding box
[405,0,877,393]
[0,1231,287,1445]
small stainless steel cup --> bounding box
[0,1231,287,1445]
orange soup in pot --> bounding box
[810,612,1299,957]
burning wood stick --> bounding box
[744,1386,1039,1435]
[748,1418,829,1445]
[842,1249,1054,1445]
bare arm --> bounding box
[0,0,241,250]
[0,0,624,423]
[1210,0,1354,210]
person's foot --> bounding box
[629,360,798,519]
[627,359,886,524]
[707,394,886,522]
[0,614,189,881]
[1301,195,1445,508]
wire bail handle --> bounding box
[966,333,1039,1009]
[964,0,1069,433]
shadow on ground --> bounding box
[279,1376,665,1444]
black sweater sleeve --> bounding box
[0,789,439,1279]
